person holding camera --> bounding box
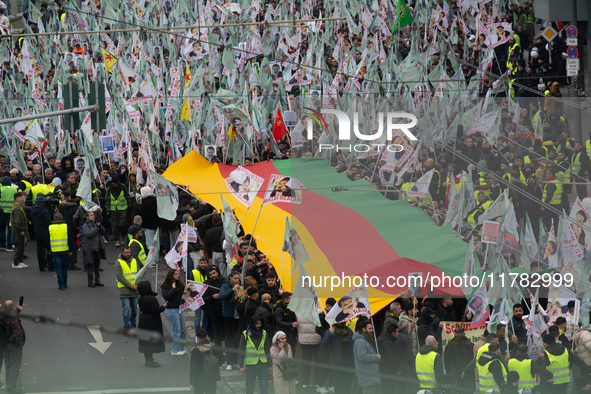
[1,299,26,394]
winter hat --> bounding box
[542,334,555,345]
[261,293,271,301]
[477,160,488,170]
[1,177,10,186]
[52,177,62,186]
[272,331,287,344]
[510,171,519,179]
[9,168,18,175]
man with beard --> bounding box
[238,316,272,394]
[202,265,225,346]
[56,156,74,183]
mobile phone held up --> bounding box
[18,296,24,306]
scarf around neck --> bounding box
[334,325,349,343]
[362,331,377,352]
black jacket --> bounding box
[254,302,275,337]
[138,281,165,354]
[443,335,474,380]
[140,196,161,230]
[258,284,282,305]
[161,281,184,309]
[377,333,399,376]
[275,301,297,340]
[31,196,52,241]
[244,297,259,326]
[396,331,415,375]
[203,275,224,314]
[190,342,222,386]
[205,224,224,256]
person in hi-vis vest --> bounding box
[536,329,591,390]
[48,212,71,290]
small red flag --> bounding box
[272,108,288,142]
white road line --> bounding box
[31,387,191,394]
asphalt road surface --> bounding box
[0,239,194,394]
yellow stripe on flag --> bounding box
[185,63,192,89]
[100,47,117,74]
[180,98,191,122]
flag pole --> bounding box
[370,315,380,354]
[240,203,264,285]
[280,249,285,286]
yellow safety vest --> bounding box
[116,258,138,288]
[467,200,492,227]
[586,140,591,160]
[48,223,69,252]
[129,239,147,265]
[508,358,536,388]
[0,186,17,213]
[401,182,416,202]
[477,357,507,393]
[244,330,268,365]
[474,177,491,200]
[477,343,491,359]
[572,151,587,178]
[22,181,32,194]
[543,179,562,205]
[544,348,570,384]
[192,269,207,283]
[109,190,128,211]
[519,171,526,183]
[31,183,48,201]
[415,349,438,389]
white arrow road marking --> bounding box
[87,325,112,354]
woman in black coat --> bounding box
[138,281,166,367]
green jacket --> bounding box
[11,204,27,235]
[115,253,143,298]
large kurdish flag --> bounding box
[164,151,467,313]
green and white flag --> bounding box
[283,217,310,274]
[151,171,179,221]
[134,230,161,282]
[288,265,320,326]
[76,159,93,208]
[221,194,240,245]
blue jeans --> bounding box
[121,297,138,327]
[194,307,208,331]
[53,251,68,287]
[22,0,29,13]
[0,212,11,248]
[166,308,186,353]
[245,363,269,394]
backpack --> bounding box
[280,357,298,380]
[203,350,220,376]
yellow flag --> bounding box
[180,97,191,122]
[227,124,236,143]
[100,47,117,74]
[185,62,192,89]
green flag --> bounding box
[391,0,414,35]
[283,217,311,274]
[151,171,179,221]
[221,194,240,245]
[288,265,321,326]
